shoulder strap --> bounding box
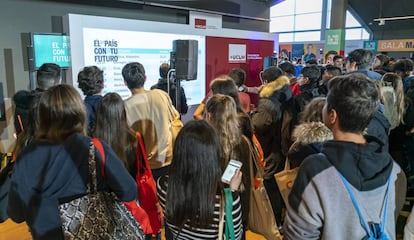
[135,131,150,175]
[338,173,391,238]
[223,188,235,240]
[91,138,106,179]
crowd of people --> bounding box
[1,47,414,239]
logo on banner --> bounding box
[195,18,206,29]
[229,44,246,63]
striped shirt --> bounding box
[157,176,243,240]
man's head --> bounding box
[307,44,313,53]
[325,50,338,64]
[36,63,61,90]
[159,63,170,79]
[392,59,413,79]
[77,66,104,96]
[122,62,146,90]
[323,73,379,134]
[321,65,342,84]
[345,49,375,73]
[279,62,296,78]
[297,65,320,86]
[333,55,344,69]
[228,68,246,87]
[262,66,283,84]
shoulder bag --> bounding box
[135,131,161,234]
[274,155,298,206]
[59,138,145,240]
[248,142,283,239]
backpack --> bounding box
[339,173,390,240]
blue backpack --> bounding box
[338,173,390,240]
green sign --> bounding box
[325,29,345,51]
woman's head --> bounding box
[94,92,135,169]
[205,94,240,167]
[300,97,327,123]
[167,120,222,227]
[95,92,126,136]
[36,84,86,143]
[210,75,242,111]
[372,54,390,70]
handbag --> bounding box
[274,142,299,206]
[248,142,282,240]
[59,139,144,240]
[274,157,298,206]
[168,103,183,146]
[135,131,162,234]
[170,118,184,146]
[124,200,153,235]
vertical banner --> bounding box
[325,29,345,59]
[363,40,378,53]
[279,44,292,61]
[291,44,304,62]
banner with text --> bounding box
[377,39,414,52]
[325,29,345,56]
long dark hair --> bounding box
[166,120,222,227]
[36,84,86,143]
[94,92,136,170]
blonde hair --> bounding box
[300,97,326,123]
[205,94,240,168]
[379,73,405,129]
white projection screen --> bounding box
[64,14,206,105]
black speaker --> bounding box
[172,40,198,80]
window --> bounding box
[270,0,370,42]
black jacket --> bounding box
[252,76,293,178]
[151,79,188,114]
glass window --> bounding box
[279,33,294,42]
[362,29,370,40]
[294,31,321,41]
[270,0,295,17]
[270,0,370,42]
[346,28,362,40]
[326,11,331,28]
[270,16,295,32]
[295,13,322,31]
[295,0,323,14]
[346,11,360,28]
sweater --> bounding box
[284,136,407,240]
[157,176,243,240]
[124,89,179,169]
[7,133,137,240]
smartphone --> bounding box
[221,160,242,184]
[238,86,245,92]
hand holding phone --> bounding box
[221,160,242,184]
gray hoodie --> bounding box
[284,136,406,240]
